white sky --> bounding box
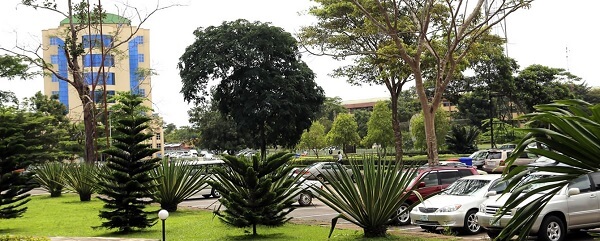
[1,0,598,127]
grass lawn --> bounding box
[0,194,449,241]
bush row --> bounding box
[0,236,50,241]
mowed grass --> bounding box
[0,194,447,241]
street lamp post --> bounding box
[158,209,169,241]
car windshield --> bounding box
[488,152,502,159]
[442,179,490,196]
[514,173,558,193]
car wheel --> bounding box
[487,230,500,239]
[211,187,221,198]
[316,175,326,183]
[298,192,312,206]
[461,209,481,234]
[538,215,565,241]
[396,203,411,225]
[201,194,211,198]
[420,225,437,232]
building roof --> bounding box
[342,97,389,109]
[60,13,131,26]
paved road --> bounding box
[180,194,600,241]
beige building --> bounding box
[42,13,164,157]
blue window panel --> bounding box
[82,35,113,48]
[135,36,144,44]
[136,88,146,97]
[50,37,60,45]
[51,55,59,64]
[52,74,59,82]
[92,90,116,103]
[138,54,144,62]
[85,72,116,85]
[83,54,114,67]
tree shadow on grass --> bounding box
[223,233,288,240]
[0,228,25,234]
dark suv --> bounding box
[394,166,480,225]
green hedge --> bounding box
[0,236,50,241]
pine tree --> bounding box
[207,152,299,235]
[96,93,160,232]
[0,108,36,219]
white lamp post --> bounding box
[158,209,169,241]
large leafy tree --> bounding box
[315,97,349,133]
[2,1,172,163]
[0,55,32,80]
[327,113,360,154]
[178,19,325,160]
[187,103,250,153]
[300,1,413,162]
[207,153,300,236]
[353,110,371,140]
[513,65,579,113]
[96,92,160,232]
[297,121,327,158]
[338,0,533,164]
[362,101,393,156]
[497,99,600,240]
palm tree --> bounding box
[496,99,600,241]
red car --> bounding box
[394,166,480,225]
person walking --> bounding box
[337,151,343,164]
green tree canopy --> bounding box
[297,121,327,158]
[178,19,325,159]
[327,113,360,152]
[362,101,393,154]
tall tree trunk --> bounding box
[82,92,97,164]
[423,107,439,165]
[390,92,403,163]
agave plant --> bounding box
[62,162,100,201]
[497,99,600,241]
[313,156,420,238]
[31,162,64,197]
[150,158,209,212]
[445,125,479,154]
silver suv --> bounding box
[477,171,600,241]
[482,149,537,173]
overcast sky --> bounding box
[1,0,598,127]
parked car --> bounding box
[477,171,600,240]
[482,149,538,173]
[394,166,481,225]
[294,162,354,182]
[292,178,324,206]
[410,174,506,234]
[183,159,226,199]
[469,150,489,168]
[499,143,517,149]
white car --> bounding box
[477,171,600,241]
[410,174,506,234]
[292,178,323,206]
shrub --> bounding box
[150,159,209,211]
[31,162,64,197]
[0,235,50,241]
[62,162,100,201]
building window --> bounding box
[85,72,115,85]
[51,74,59,82]
[156,133,161,140]
[50,55,59,64]
[83,54,114,67]
[50,37,60,45]
[133,88,146,97]
[51,91,59,99]
[92,90,116,103]
[135,36,144,44]
[156,143,162,149]
[82,35,113,48]
[138,54,144,62]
